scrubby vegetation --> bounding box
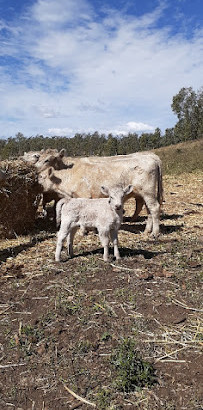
[154,139,203,174]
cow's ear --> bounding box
[124,185,133,195]
[48,167,54,177]
[59,149,66,158]
[101,186,109,196]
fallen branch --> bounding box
[172,299,203,312]
[0,306,11,315]
[63,384,96,407]
[0,363,26,369]
[160,359,186,363]
[143,339,202,346]
[110,263,135,271]
[155,346,186,362]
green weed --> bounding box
[55,293,81,316]
[111,338,156,392]
[100,332,112,342]
[96,388,111,409]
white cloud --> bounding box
[48,127,74,135]
[106,122,155,136]
[31,0,93,26]
[47,121,154,137]
[0,0,202,137]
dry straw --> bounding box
[0,159,42,238]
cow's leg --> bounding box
[144,196,160,237]
[144,205,153,234]
[131,196,144,221]
[55,223,69,261]
[110,229,120,260]
[98,230,110,262]
[42,194,48,218]
[67,227,77,258]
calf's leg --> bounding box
[55,223,69,261]
[110,229,120,260]
[67,227,77,257]
[98,230,110,262]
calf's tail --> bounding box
[56,198,67,228]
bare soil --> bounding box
[0,172,202,410]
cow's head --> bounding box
[35,149,67,171]
[22,151,41,164]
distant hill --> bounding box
[153,139,203,174]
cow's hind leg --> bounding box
[131,196,144,221]
[144,206,153,234]
[144,197,160,238]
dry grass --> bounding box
[154,138,203,174]
[0,159,41,238]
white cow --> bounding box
[55,184,133,262]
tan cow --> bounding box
[22,149,163,222]
[38,154,162,237]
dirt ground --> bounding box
[0,172,202,410]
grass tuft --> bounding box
[111,338,156,392]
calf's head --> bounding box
[101,185,133,210]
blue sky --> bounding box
[0,0,202,138]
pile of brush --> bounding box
[0,159,42,238]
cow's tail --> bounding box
[56,198,67,228]
[157,161,164,206]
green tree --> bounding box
[104,134,118,156]
[163,128,175,146]
[139,133,151,151]
[171,87,202,141]
[148,128,162,149]
[118,133,139,154]
[197,87,203,138]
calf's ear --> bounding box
[101,186,109,196]
[124,185,133,195]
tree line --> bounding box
[0,86,202,159]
